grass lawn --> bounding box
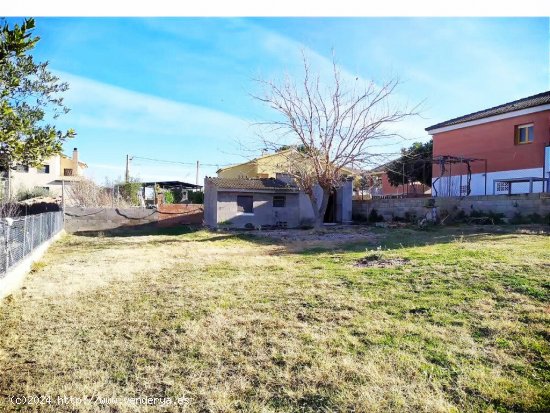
[0,225,548,412]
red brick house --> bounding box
[368,169,428,197]
[426,91,550,196]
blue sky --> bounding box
[15,17,550,183]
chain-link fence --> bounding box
[0,211,64,277]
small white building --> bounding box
[5,148,87,197]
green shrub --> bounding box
[163,190,175,204]
[352,212,368,222]
[188,190,204,204]
[527,213,546,224]
[510,212,547,225]
[368,208,384,223]
[16,187,50,201]
[404,210,418,223]
[118,181,142,205]
[443,209,467,224]
[509,212,528,225]
[468,210,505,225]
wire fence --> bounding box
[0,211,64,277]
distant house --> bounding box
[355,165,429,199]
[206,150,354,228]
[7,148,87,197]
[217,148,358,180]
[426,91,550,196]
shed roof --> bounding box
[425,90,550,132]
[140,180,202,189]
[206,177,298,191]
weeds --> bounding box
[0,227,548,412]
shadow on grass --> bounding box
[71,222,549,257]
[289,224,549,256]
[72,224,266,246]
[73,223,202,238]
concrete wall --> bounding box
[353,193,550,222]
[64,205,204,233]
[338,179,353,223]
[203,180,218,227]
[1,230,64,300]
[215,191,301,228]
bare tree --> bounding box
[0,179,19,218]
[253,54,419,227]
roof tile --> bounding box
[206,177,298,191]
[426,91,550,131]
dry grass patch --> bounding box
[0,226,548,412]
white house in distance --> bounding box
[9,148,87,197]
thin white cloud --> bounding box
[57,20,429,180]
[59,71,255,140]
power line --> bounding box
[131,156,234,168]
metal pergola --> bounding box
[431,155,488,197]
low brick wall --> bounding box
[64,205,204,233]
[353,193,550,222]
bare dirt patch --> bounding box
[246,225,378,251]
[355,253,410,268]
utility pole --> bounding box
[195,160,199,188]
[61,180,65,215]
[7,166,11,200]
[125,155,130,183]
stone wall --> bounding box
[64,205,204,233]
[353,193,550,222]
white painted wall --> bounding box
[11,155,63,196]
[432,167,547,197]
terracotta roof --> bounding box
[206,177,298,191]
[426,91,550,132]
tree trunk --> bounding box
[309,187,331,229]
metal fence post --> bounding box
[23,215,27,256]
[30,215,34,249]
[4,222,10,272]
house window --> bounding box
[496,182,510,192]
[15,165,29,173]
[273,195,286,207]
[515,124,534,144]
[237,195,253,214]
[64,168,73,176]
[37,164,50,174]
[460,185,468,196]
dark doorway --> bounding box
[323,190,337,223]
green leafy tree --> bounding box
[0,18,75,174]
[275,144,307,153]
[385,140,432,189]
